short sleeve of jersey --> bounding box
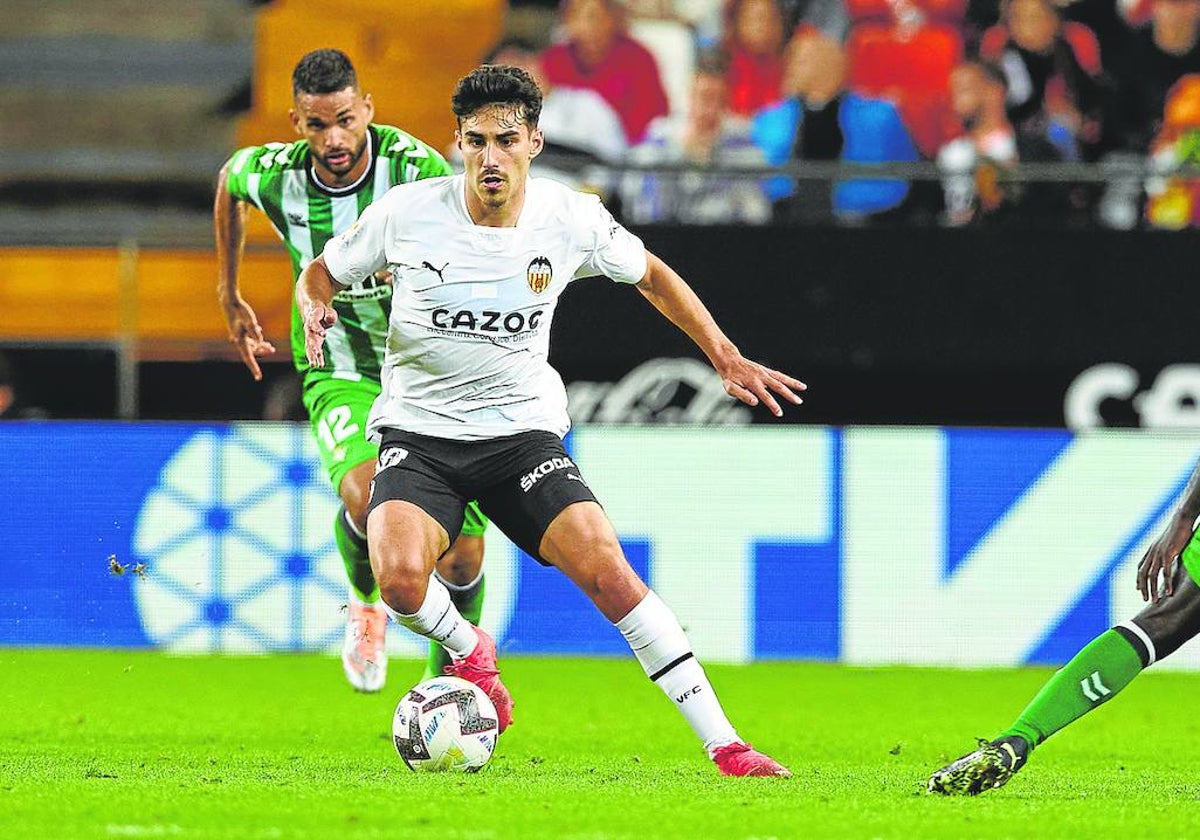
[224,145,262,202]
[416,152,454,180]
[323,192,392,286]
[224,142,298,205]
[571,193,647,284]
[377,127,455,182]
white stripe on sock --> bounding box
[435,569,484,593]
[342,508,367,540]
[1118,620,1157,667]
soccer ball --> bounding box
[392,676,499,772]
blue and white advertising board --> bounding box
[3,423,1199,669]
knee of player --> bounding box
[573,552,644,605]
[338,465,375,529]
[340,491,371,532]
[375,560,433,614]
[1124,579,1200,665]
[439,536,485,583]
[560,512,622,557]
[1132,617,1200,665]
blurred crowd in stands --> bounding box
[501,0,1200,228]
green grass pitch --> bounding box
[3,650,1200,839]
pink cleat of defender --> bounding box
[443,626,514,734]
[711,742,792,778]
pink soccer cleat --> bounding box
[712,742,792,778]
[342,601,388,693]
[443,627,514,733]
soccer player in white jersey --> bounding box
[296,65,805,776]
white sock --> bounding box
[615,590,739,756]
[384,575,478,659]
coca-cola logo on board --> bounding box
[1065,363,1200,429]
[566,358,752,425]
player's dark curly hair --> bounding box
[292,48,358,96]
[451,65,543,128]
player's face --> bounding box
[455,104,544,214]
[291,86,375,185]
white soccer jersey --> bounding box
[323,174,648,441]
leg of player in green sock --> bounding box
[931,549,1200,795]
[335,503,378,603]
[999,629,1143,749]
[928,627,1145,795]
[1001,540,1200,752]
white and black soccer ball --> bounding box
[392,676,499,772]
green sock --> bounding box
[423,573,486,679]
[1000,629,1143,749]
[334,506,378,603]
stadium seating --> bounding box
[234,0,506,243]
[0,1,507,350]
[0,247,292,351]
[236,0,506,156]
[0,0,253,184]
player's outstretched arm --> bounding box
[214,161,276,381]
[296,255,344,370]
[1139,457,1200,602]
[634,250,806,417]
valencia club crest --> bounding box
[527,256,552,294]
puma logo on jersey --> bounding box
[421,261,449,282]
[286,212,307,228]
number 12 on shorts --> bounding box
[318,405,360,451]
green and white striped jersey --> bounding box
[225,124,452,377]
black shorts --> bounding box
[367,428,600,564]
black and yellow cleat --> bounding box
[927,736,1029,795]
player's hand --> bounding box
[717,356,806,417]
[303,302,338,369]
[1137,513,1194,602]
[222,298,276,381]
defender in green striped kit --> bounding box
[215,49,488,693]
